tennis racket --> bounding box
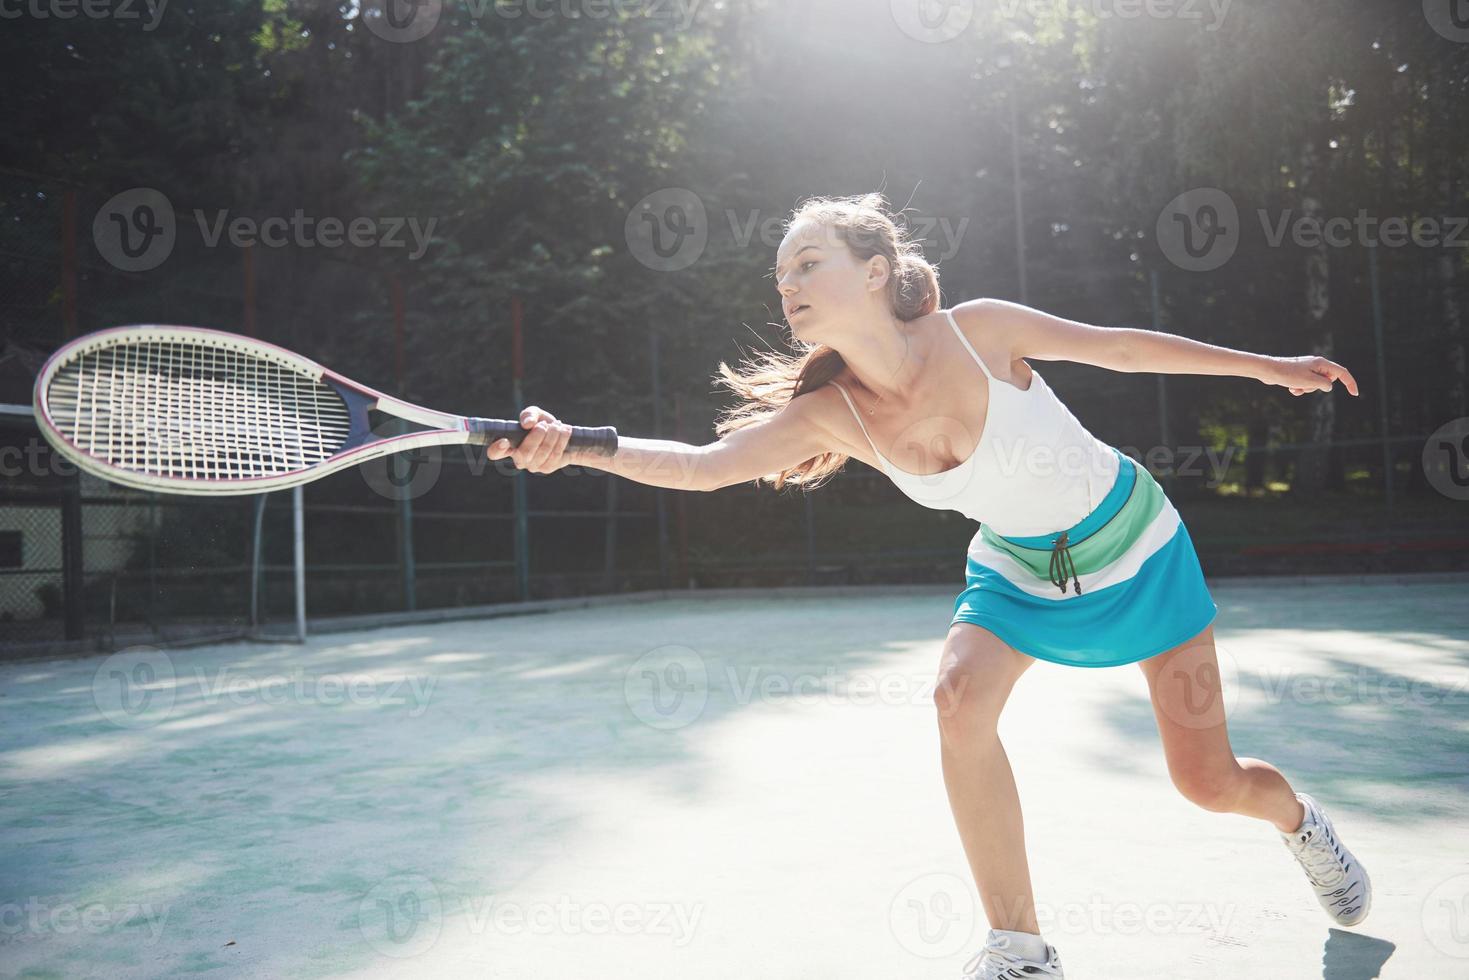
[33,324,618,496]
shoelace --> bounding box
[961,937,1056,979]
[1290,824,1348,888]
[1048,530,1081,595]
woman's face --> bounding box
[773,218,887,340]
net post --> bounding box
[603,474,619,591]
[673,391,690,588]
[392,273,416,612]
[511,295,530,602]
[650,328,669,591]
[293,484,306,642]
[805,492,816,586]
[1367,245,1395,551]
[61,467,84,641]
[250,494,267,631]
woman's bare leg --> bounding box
[935,623,1040,934]
[1138,624,1306,831]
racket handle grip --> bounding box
[465,418,619,458]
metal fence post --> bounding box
[651,328,669,590]
[1368,246,1395,551]
[1149,269,1174,496]
[804,490,816,585]
[603,475,619,591]
[511,295,530,601]
[397,457,417,612]
[250,493,267,629]
[60,468,84,641]
[293,484,306,641]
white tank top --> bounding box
[831,308,1120,536]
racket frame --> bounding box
[33,325,609,496]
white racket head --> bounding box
[34,324,616,496]
[33,325,420,495]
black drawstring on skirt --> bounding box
[1049,530,1081,595]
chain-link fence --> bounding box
[5,398,1467,657]
[4,168,1467,657]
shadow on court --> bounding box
[1079,578,1468,979]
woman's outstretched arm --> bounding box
[964,297,1360,397]
[487,395,837,491]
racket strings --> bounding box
[46,340,352,480]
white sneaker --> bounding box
[1280,791,1372,927]
[960,929,1064,979]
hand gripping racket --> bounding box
[32,325,618,496]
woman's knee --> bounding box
[1170,762,1245,812]
[934,624,1031,746]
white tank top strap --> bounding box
[829,382,887,467]
[943,308,997,381]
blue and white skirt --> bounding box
[950,447,1218,668]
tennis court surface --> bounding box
[2,575,1465,979]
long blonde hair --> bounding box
[711,192,942,490]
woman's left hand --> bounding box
[1261,355,1360,397]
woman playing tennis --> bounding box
[486,193,1369,979]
